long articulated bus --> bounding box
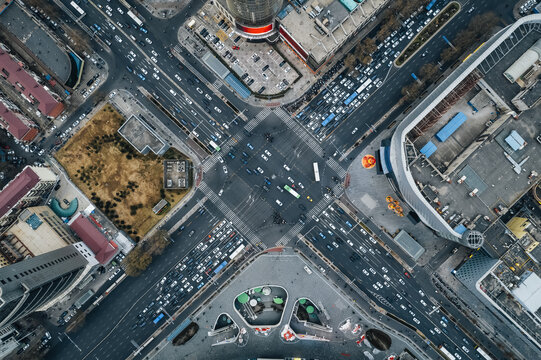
[355,78,372,94]
[127,10,143,27]
[438,346,456,360]
[229,244,245,260]
[284,185,300,199]
[313,162,320,182]
[476,347,493,360]
[70,1,85,16]
[209,140,221,152]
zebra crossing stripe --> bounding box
[273,108,324,156]
[199,182,264,248]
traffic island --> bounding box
[395,2,461,67]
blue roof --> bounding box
[420,141,437,158]
[340,0,360,12]
[25,213,43,230]
[505,130,526,151]
[454,224,467,235]
[225,74,250,99]
[436,112,467,142]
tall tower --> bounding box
[216,0,283,40]
[0,242,96,328]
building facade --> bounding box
[215,0,283,40]
[0,242,97,329]
[0,166,57,234]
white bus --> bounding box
[127,10,143,27]
[438,346,456,360]
[476,347,492,360]
[355,78,372,94]
[209,140,221,152]
[70,1,85,16]
[313,162,320,182]
[229,244,245,260]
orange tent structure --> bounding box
[362,154,376,169]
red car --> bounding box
[404,271,411,278]
[232,46,240,50]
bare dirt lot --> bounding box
[56,104,188,240]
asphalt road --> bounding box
[40,0,524,359]
[300,204,507,360]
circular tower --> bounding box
[225,0,283,39]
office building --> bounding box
[215,0,283,39]
[0,206,77,265]
[0,166,57,234]
[0,242,97,329]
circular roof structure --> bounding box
[306,306,314,314]
[237,293,250,304]
[249,299,258,307]
[273,297,284,304]
[262,287,271,295]
[298,298,307,304]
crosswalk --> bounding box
[326,157,347,178]
[273,108,324,157]
[212,79,223,89]
[245,108,271,132]
[199,181,266,249]
[275,222,304,247]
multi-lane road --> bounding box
[39,0,527,359]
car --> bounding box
[359,246,367,253]
[404,271,411,278]
[362,269,369,276]
[332,241,339,248]
[214,106,222,113]
[376,282,383,288]
[145,37,152,44]
[256,167,264,174]
[115,35,122,43]
[205,94,212,101]
[433,327,441,334]
[264,149,272,156]
[398,278,405,285]
[440,320,447,327]
[246,143,254,150]
[381,266,388,273]
[261,154,268,161]
[140,68,148,75]
[138,73,145,81]
[185,97,193,105]
[153,73,160,80]
[413,318,420,325]
[276,199,283,206]
[283,164,291,171]
[369,268,376,274]
[346,239,354,247]
[420,300,427,306]
[418,290,425,297]
[223,166,228,174]
[151,56,158,63]
[372,284,379,290]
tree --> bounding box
[440,47,458,63]
[344,53,357,70]
[361,37,377,55]
[148,229,170,255]
[419,63,440,83]
[401,82,423,103]
[360,55,372,66]
[124,247,152,276]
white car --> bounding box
[351,127,358,134]
[145,37,152,44]
[381,266,388,273]
[283,164,291,171]
[362,269,369,276]
[151,56,157,63]
[256,167,264,174]
[196,87,203,94]
[413,318,420,325]
[214,106,222,113]
[264,150,272,157]
[174,74,182,81]
[433,327,441,334]
[153,73,160,80]
[127,55,134,62]
[151,50,158,57]
[276,199,283,207]
[205,94,212,101]
[185,97,193,105]
[261,154,268,161]
[218,189,223,196]
[117,7,124,14]
[140,68,148,75]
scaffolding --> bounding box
[409,70,483,140]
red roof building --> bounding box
[0,50,64,118]
[0,167,40,220]
[68,213,118,264]
[0,99,38,142]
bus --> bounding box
[313,162,320,182]
[70,1,85,16]
[229,244,245,260]
[438,346,456,360]
[127,10,143,27]
[284,184,300,199]
[355,78,372,94]
[153,313,165,324]
[476,347,492,360]
[209,140,221,152]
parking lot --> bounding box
[189,4,299,96]
[295,0,450,142]
[131,216,248,329]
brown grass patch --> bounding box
[56,104,188,240]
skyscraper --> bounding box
[0,242,97,328]
[215,0,283,39]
